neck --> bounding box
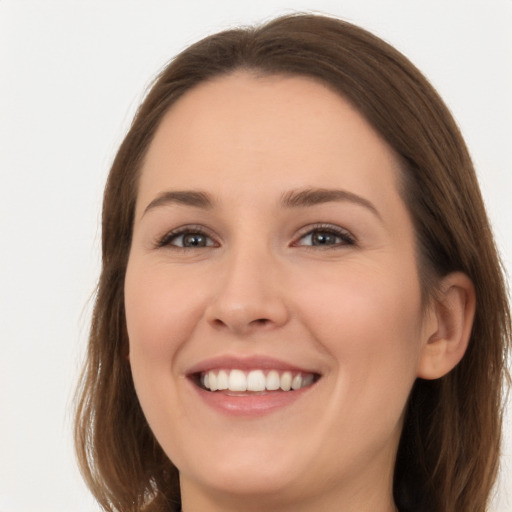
[180,471,398,512]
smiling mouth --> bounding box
[194,369,320,393]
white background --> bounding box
[1,1,510,511]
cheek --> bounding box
[124,260,201,456]
[294,261,424,390]
[271,261,426,475]
[124,261,203,360]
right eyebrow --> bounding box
[281,187,382,221]
[142,190,213,218]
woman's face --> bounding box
[125,73,434,509]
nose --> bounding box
[205,246,289,335]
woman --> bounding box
[74,13,510,512]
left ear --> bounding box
[417,272,476,380]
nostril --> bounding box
[252,318,270,326]
[210,316,271,331]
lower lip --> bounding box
[190,381,316,417]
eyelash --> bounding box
[155,225,218,249]
[155,223,356,250]
[292,223,356,248]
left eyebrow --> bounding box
[281,187,382,221]
[142,190,214,218]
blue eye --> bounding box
[157,228,216,248]
[296,226,355,247]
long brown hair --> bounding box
[75,13,511,512]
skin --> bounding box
[124,73,473,512]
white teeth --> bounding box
[209,372,218,391]
[247,370,266,391]
[217,370,229,390]
[291,374,302,390]
[228,369,247,391]
[266,370,280,390]
[280,371,292,391]
[201,369,316,392]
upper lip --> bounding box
[185,355,320,376]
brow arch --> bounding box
[281,188,382,220]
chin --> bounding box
[176,440,310,497]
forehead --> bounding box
[137,72,403,212]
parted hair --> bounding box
[75,13,511,512]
